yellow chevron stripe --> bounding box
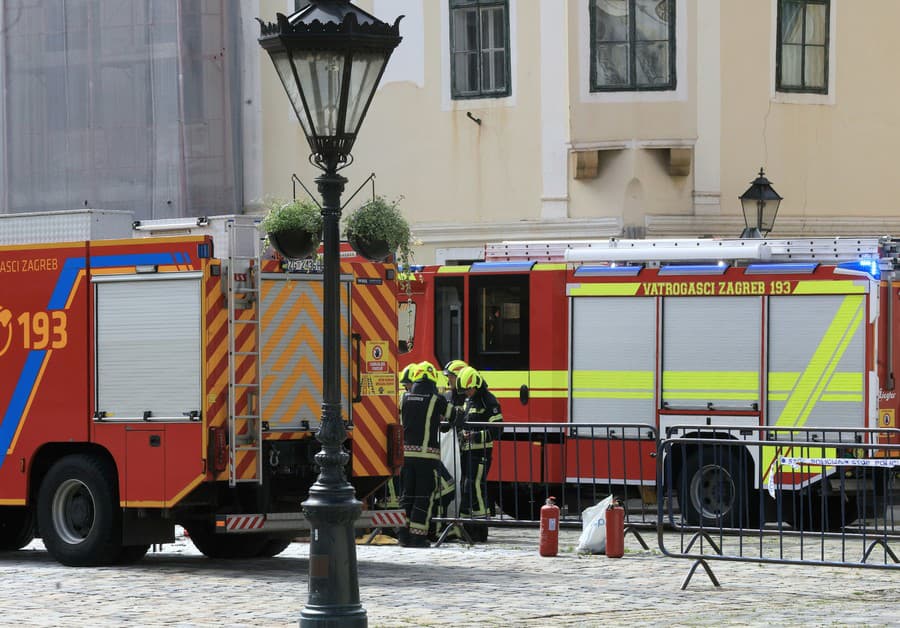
[568,283,641,296]
[573,370,654,389]
[663,371,758,391]
[531,370,569,389]
[572,391,654,399]
[793,280,866,295]
[350,423,381,474]
[762,295,864,482]
[438,266,470,273]
[768,371,862,392]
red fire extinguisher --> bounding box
[605,499,625,558]
[539,496,560,557]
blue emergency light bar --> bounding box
[837,259,880,279]
[574,265,643,277]
[658,264,729,276]
[469,262,536,273]
[745,263,818,275]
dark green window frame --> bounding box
[589,0,677,92]
[776,0,829,94]
[449,0,511,100]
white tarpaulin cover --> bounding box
[0,1,243,219]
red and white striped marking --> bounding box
[368,510,406,527]
[224,515,266,531]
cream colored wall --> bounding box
[254,0,900,263]
[566,0,697,228]
[256,0,544,265]
[721,0,900,228]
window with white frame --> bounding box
[589,0,676,91]
[776,0,829,93]
[449,0,511,99]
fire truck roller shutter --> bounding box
[662,296,761,411]
[95,275,202,420]
[260,276,350,432]
[570,297,656,431]
[767,294,865,441]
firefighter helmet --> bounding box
[443,359,468,376]
[399,363,414,385]
[457,366,483,390]
[413,361,439,383]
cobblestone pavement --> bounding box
[0,526,897,627]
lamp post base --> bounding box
[299,483,366,628]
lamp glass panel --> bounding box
[271,50,312,138]
[344,51,389,135]
[293,50,346,138]
[761,200,780,232]
[741,198,757,227]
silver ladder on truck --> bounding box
[484,236,897,266]
[226,218,264,486]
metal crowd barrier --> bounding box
[428,421,657,548]
[658,426,900,588]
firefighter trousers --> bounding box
[459,449,492,517]
[400,457,440,537]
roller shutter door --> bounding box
[570,296,655,426]
[95,275,202,420]
[662,296,760,411]
[767,294,864,433]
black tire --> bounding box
[256,536,293,558]
[0,506,35,550]
[185,521,267,559]
[117,544,151,565]
[677,447,756,528]
[496,484,543,521]
[37,454,123,566]
[781,489,856,532]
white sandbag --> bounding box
[576,495,614,554]
[440,429,462,517]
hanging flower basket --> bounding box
[260,198,323,260]
[268,228,320,260]
[343,196,412,266]
[347,230,392,262]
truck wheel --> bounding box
[0,506,35,550]
[185,521,267,559]
[497,484,542,521]
[256,536,293,558]
[678,448,754,528]
[37,454,123,566]
[117,544,151,564]
[782,490,855,532]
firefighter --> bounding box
[398,361,453,547]
[457,366,503,541]
[377,363,416,512]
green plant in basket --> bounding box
[261,198,323,260]
[343,195,413,268]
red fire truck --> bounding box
[398,236,899,527]
[0,210,402,565]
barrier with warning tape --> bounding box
[659,426,900,590]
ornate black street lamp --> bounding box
[739,167,783,238]
[258,3,401,626]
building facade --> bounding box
[258,0,900,264]
[4,2,900,264]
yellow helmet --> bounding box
[412,361,439,383]
[443,359,468,376]
[457,366,483,390]
[399,363,414,385]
